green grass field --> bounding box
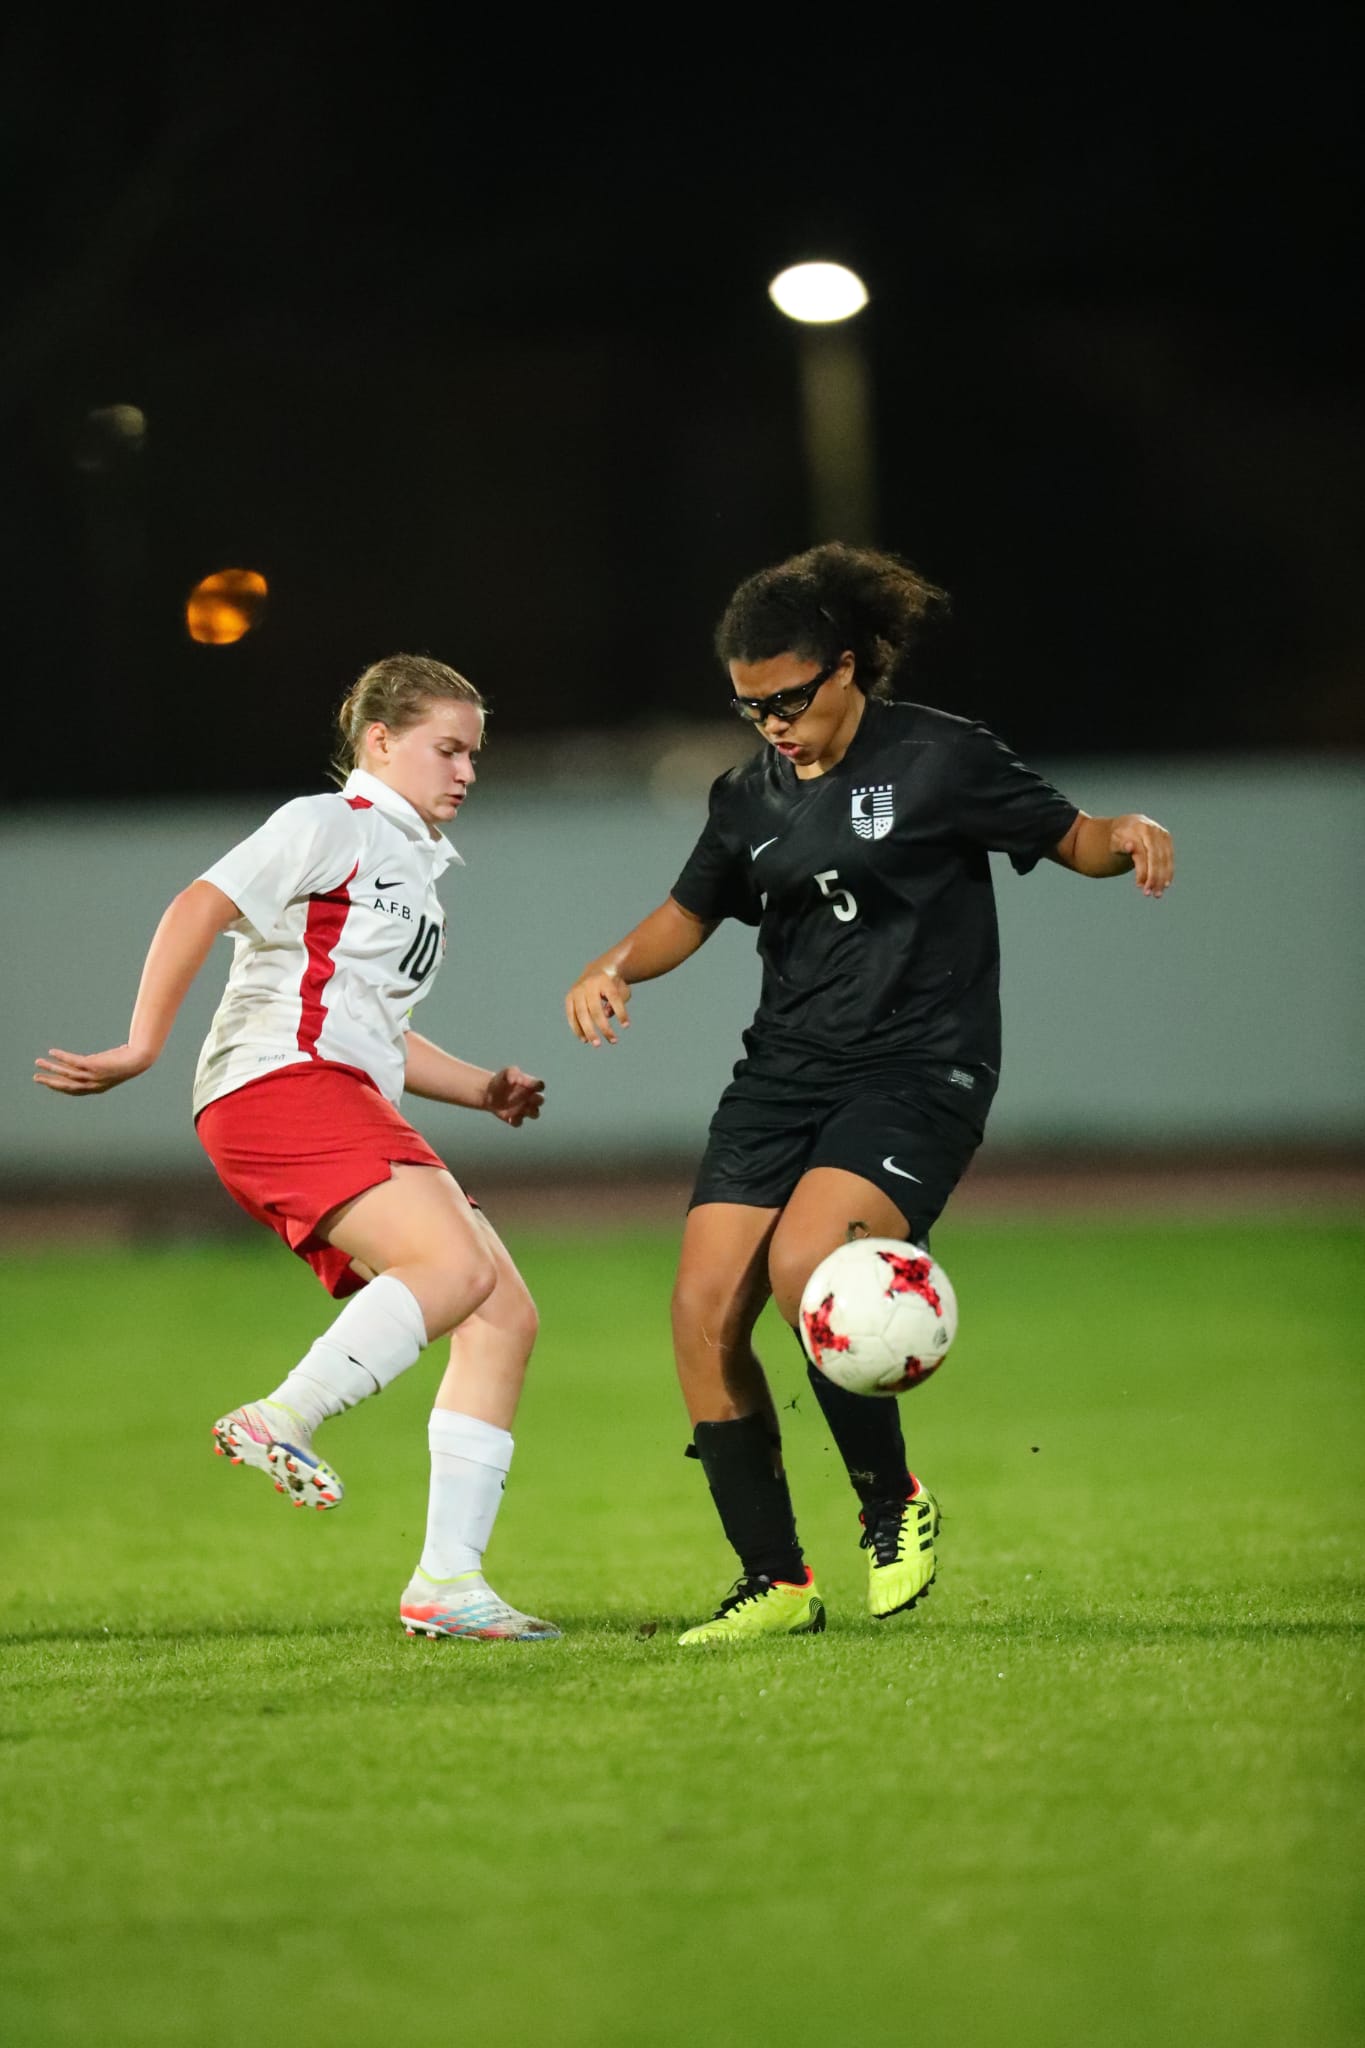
[2,1214,1362,2048]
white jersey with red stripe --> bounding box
[191,768,462,1117]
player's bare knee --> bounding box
[464,1251,499,1315]
[674,1299,762,1378]
[669,1270,704,1334]
[671,1272,731,1350]
[766,1243,812,1330]
[506,1286,539,1357]
[421,1250,498,1334]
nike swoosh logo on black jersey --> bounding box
[882,1157,922,1182]
[373,876,403,891]
[750,837,779,860]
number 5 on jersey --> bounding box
[814,869,859,922]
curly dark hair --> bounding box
[715,543,948,701]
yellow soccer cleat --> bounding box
[862,1480,940,1619]
[678,1567,825,1646]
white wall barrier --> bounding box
[4,758,1362,1179]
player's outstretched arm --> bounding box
[34,879,241,1096]
[1049,811,1174,897]
[403,1032,544,1127]
[565,897,715,1047]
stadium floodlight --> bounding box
[768,262,869,325]
[770,264,876,542]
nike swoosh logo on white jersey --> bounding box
[882,1157,922,1182]
[750,837,779,860]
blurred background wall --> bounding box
[7,756,1362,1183]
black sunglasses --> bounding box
[729,656,843,726]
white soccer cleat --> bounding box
[399,1570,561,1641]
[211,1403,345,1511]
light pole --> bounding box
[769,261,876,547]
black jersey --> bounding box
[671,699,1078,1082]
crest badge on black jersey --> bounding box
[851,784,894,841]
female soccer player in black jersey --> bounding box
[566,544,1173,1643]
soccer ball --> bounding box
[798,1238,958,1397]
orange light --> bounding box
[186,568,268,646]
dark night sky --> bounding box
[2,20,1362,803]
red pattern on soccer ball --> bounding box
[886,1358,932,1393]
[802,1293,851,1367]
[877,1251,942,1315]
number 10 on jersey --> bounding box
[814,870,859,922]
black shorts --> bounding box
[689,1062,994,1244]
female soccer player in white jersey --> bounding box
[36,654,558,1643]
[566,545,1174,1645]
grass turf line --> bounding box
[1,1219,1361,2048]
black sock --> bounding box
[691,1413,805,1584]
[801,1344,912,1508]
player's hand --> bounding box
[483,1066,545,1126]
[1110,814,1174,898]
[564,967,633,1047]
[33,1044,156,1095]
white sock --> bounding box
[264,1275,429,1435]
[417,1410,514,1581]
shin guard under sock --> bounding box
[801,1348,913,1507]
[419,1410,514,1579]
[691,1412,805,1584]
[267,1275,429,1433]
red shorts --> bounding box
[196,1061,449,1298]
